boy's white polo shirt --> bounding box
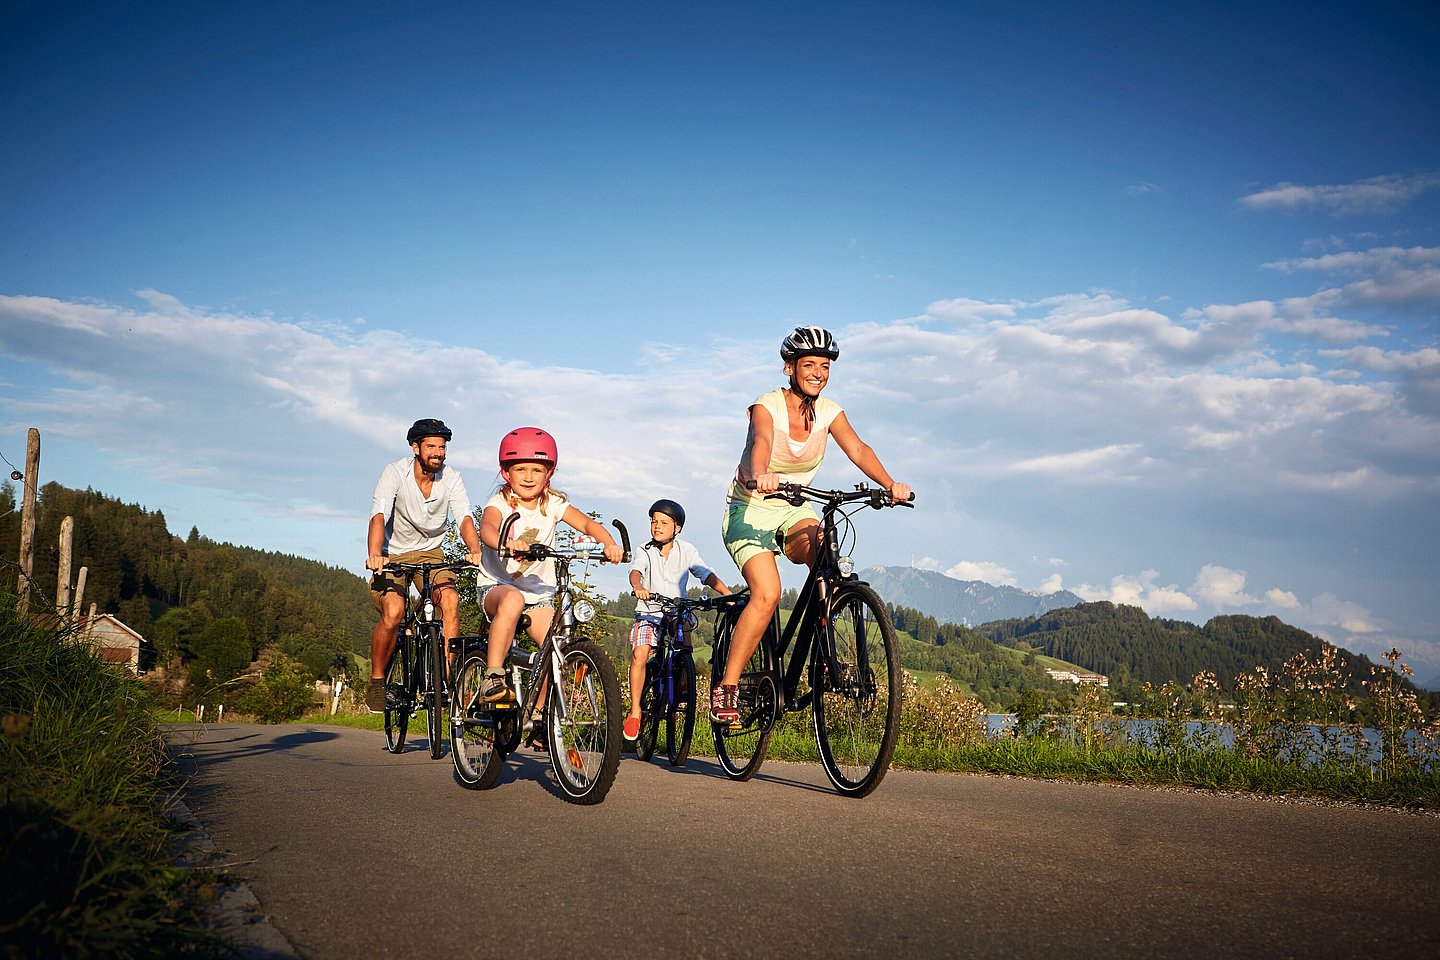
[632,538,714,618]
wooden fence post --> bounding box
[56,516,73,618]
[16,428,39,617]
[73,567,88,625]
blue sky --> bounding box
[4,2,1439,682]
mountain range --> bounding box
[861,565,1083,626]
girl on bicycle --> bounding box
[712,326,911,724]
[626,498,730,740]
[476,427,624,722]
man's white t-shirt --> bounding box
[476,490,570,604]
[632,538,715,619]
[370,457,473,554]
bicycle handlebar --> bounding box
[743,479,915,509]
[496,512,633,564]
[379,559,480,575]
[633,591,740,612]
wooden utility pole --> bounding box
[16,428,39,617]
[57,516,74,618]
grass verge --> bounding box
[1,595,233,960]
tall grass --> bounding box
[883,645,1440,808]
[0,594,232,959]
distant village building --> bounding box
[79,614,145,674]
[1045,668,1110,688]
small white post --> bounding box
[197,704,205,722]
[331,678,345,715]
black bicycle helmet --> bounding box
[406,418,453,445]
[648,498,686,529]
[780,325,839,362]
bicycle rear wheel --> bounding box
[666,650,697,767]
[814,583,901,798]
[711,607,775,781]
[635,658,660,763]
[545,640,622,804]
[450,654,505,789]
[382,635,410,754]
[424,625,445,759]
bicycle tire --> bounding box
[813,582,902,798]
[667,650,696,767]
[382,633,410,754]
[450,654,505,790]
[635,656,660,762]
[544,640,622,804]
[711,607,775,781]
[424,624,445,759]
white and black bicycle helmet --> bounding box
[780,325,839,363]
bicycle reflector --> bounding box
[572,599,597,623]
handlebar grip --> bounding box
[497,511,521,558]
[613,518,631,563]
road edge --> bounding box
[168,798,305,960]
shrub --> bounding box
[237,650,315,723]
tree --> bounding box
[189,617,251,688]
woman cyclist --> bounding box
[711,326,911,724]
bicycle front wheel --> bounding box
[545,640,622,804]
[814,583,902,797]
[424,625,445,759]
[382,637,410,754]
[666,651,697,767]
[450,654,505,790]
[711,607,774,781]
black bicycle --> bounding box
[449,516,630,804]
[711,481,913,797]
[633,592,737,767]
[379,559,475,759]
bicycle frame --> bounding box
[380,559,474,757]
[458,518,628,725]
[762,491,875,713]
[640,596,706,712]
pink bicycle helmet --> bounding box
[499,427,558,469]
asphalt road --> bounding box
[168,722,1440,960]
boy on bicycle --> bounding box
[364,418,482,712]
[626,499,730,740]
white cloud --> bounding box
[923,297,1017,325]
[1004,444,1145,480]
[1190,565,1258,607]
[1074,570,1198,614]
[945,561,1017,586]
[1265,588,1301,609]
[1240,172,1440,215]
[1264,245,1440,275]
[1036,573,1064,593]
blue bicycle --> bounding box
[633,592,741,766]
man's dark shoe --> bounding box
[366,678,387,713]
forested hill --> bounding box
[979,601,1387,697]
[1,481,371,675]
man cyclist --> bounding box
[364,418,482,712]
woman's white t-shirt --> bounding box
[476,490,569,604]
